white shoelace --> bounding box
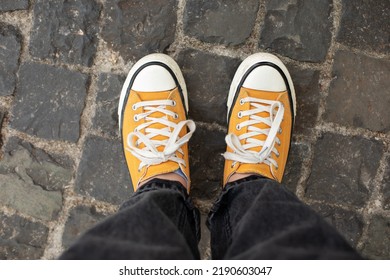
[223,97,284,170]
[126,99,195,171]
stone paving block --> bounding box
[337,0,389,54]
[287,64,321,134]
[310,203,363,247]
[62,205,109,249]
[305,133,383,208]
[92,74,125,138]
[259,0,332,62]
[0,0,29,11]
[184,0,259,46]
[101,0,177,61]
[177,49,241,126]
[0,24,21,97]
[29,0,101,67]
[382,159,390,210]
[324,51,390,132]
[10,62,88,142]
[0,137,72,221]
[189,125,226,200]
[75,135,132,205]
[0,212,49,259]
[362,215,390,259]
[283,142,309,193]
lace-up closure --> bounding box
[126,99,195,171]
[223,53,296,185]
[119,53,194,191]
[224,97,284,174]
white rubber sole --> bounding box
[227,53,297,122]
[118,53,188,131]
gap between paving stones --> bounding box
[0,0,389,259]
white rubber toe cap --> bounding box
[132,65,176,92]
[242,66,287,92]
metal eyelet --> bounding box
[238,111,243,118]
[174,113,179,119]
[240,99,244,105]
[236,124,241,130]
[133,114,138,121]
[278,128,282,134]
[132,104,137,110]
[171,100,176,106]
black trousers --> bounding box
[60,176,362,259]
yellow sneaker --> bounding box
[223,53,297,185]
[118,54,195,192]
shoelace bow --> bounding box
[126,99,195,171]
[223,96,284,170]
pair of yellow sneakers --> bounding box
[118,53,296,192]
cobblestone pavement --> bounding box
[0,0,389,260]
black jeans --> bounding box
[60,177,361,259]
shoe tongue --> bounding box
[242,87,279,153]
[136,89,175,153]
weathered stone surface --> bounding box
[0,24,21,97]
[101,0,177,61]
[338,0,389,54]
[324,51,390,132]
[177,49,241,125]
[260,0,332,62]
[0,0,29,11]
[92,74,125,138]
[310,203,363,246]
[362,215,390,259]
[382,160,390,210]
[0,212,48,259]
[287,64,321,134]
[306,133,383,208]
[29,0,101,66]
[283,142,309,193]
[184,0,259,46]
[75,135,132,204]
[0,137,72,220]
[62,205,108,249]
[189,125,225,200]
[10,62,88,142]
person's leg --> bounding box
[208,176,361,259]
[61,53,199,259]
[210,53,361,259]
[60,179,200,259]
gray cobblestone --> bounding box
[283,142,309,193]
[287,65,321,134]
[75,135,132,205]
[177,49,241,126]
[259,0,332,62]
[29,0,101,66]
[0,212,48,259]
[324,51,390,132]
[0,24,21,97]
[310,203,363,247]
[62,205,109,249]
[184,0,259,46]
[382,160,390,210]
[362,215,390,259]
[92,73,125,138]
[0,137,71,221]
[306,133,383,208]
[10,62,88,142]
[337,0,389,54]
[101,0,177,61]
[0,0,29,12]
